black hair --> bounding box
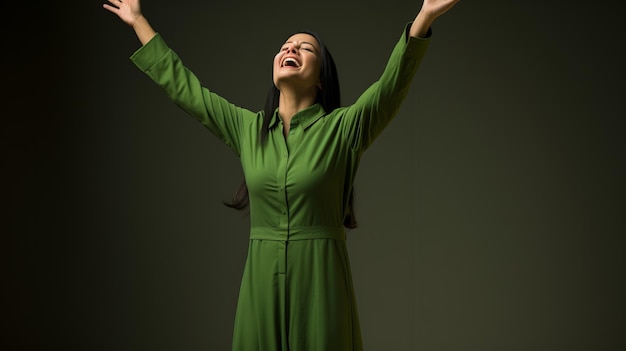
[225,31,358,229]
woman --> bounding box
[104,0,460,349]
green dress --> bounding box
[131,23,430,351]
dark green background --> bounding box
[4,0,624,350]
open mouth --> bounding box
[281,57,301,68]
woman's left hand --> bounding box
[411,0,461,37]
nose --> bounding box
[286,43,298,54]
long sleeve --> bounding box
[341,22,431,153]
[130,33,258,156]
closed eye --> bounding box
[278,43,317,53]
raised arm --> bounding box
[103,0,156,45]
[410,0,461,38]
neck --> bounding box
[277,88,317,126]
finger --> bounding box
[105,0,123,7]
[102,3,119,13]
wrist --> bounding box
[131,14,146,29]
[416,9,435,28]
[411,11,434,38]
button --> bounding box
[289,130,295,135]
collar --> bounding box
[268,103,327,130]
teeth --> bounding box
[283,58,300,67]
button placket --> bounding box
[276,124,290,229]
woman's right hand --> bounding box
[104,0,156,44]
[103,0,143,27]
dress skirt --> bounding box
[232,230,363,351]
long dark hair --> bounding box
[224,31,358,229]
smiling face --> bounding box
[273,33,322,94]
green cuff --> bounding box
[403,22,431,60]
[129,33,170,72]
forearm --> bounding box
[345,23,430,150]
[409,10,434,38]
[130,34,246,144]
[132,15,156,45]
